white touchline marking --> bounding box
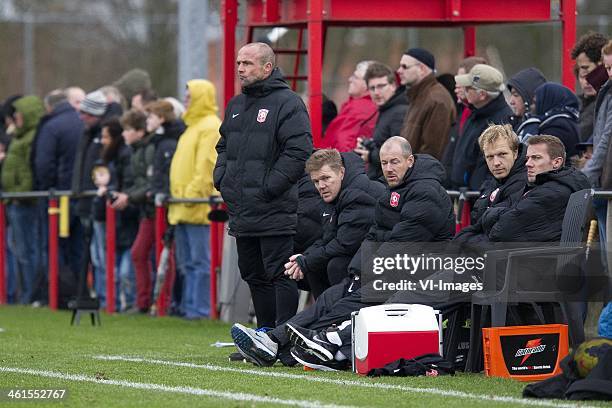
[0,366,353,408]
[93,355,595,408]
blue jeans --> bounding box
[175,224,210,318]
[117,248,136,310]
[91,221,120,310]
[6,204,40,304]
[5,226,17,304]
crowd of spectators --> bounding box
[1,32,611,340]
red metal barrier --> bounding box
[154,204,168,316]
[210,220,219,320]
[0,201,6,304]
[460,200,472,230]
[48,198,59,310]
[105,200,116,314]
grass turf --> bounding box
[0,306,606,407]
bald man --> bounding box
[214,42,313,329]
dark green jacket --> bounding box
[1,96,45,193]
[125,134,155,218]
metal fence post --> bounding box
[105,199,116,314]
[48,192,59,310]
[0,195,6,305]
[155,194,168,316]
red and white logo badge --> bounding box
[489,188,499,203]
[390,192,400,207]
[257,109,269,123]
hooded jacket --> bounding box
[1,96,45,193]
[455,143,527,244]
[168,80,221,225]
[507,67,547,139]
[214,68,313,236]
[150,119,184,197]
[451,94,512,190]
[32,101,84,190]
[489,166,590,242]
[298,152,386,275]
[533,83,580,158]
[369,154,454,243]
[366,86,408,180]
[322,95,378,152]
[582,80,612,187]
[400,74,457,160]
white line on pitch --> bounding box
[0,366,354,408]
[93,354,594,408]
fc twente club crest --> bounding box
[390,192,400,208]
[257,109,269,123]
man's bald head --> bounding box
[381,136,413,158]
[237,42,277,87]
[380,136,414,187]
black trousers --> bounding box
[305,256,352,299]
[236,235,298,328]
[269,276,375,347]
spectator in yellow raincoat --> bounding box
[169,79,221,319]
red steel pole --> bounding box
[560,0,577,90]
[308,0,324,147]
[155,203,167,316]
[105,200,116,314]
[0,200,6,305]
[463,26,476,57]
[209,220,219,319]
[222,0,238,111]
[48,197,59,310]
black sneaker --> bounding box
[286,323,338,362]
[230,323,278,367]
[290,345,349,372]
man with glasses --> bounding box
[397,48,456,160]
[354,62,408,180]
[321,61,378,152]
[451,64,512,190]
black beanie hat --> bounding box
[404,48,435,71]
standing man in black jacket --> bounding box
[214,42,313,328]
[284,149,385,298]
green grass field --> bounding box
[0,306,607,407]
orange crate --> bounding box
[483,324,569,382]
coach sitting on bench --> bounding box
[285,149,385,298]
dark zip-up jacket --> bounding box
[367,86,409,180]
[489,166,590,242]
[298,152,386,274]
[214,68,313,236]
[150,119,184,197]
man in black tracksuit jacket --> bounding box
[214,43,312,328]
[230,137,454,366]
[290,151,385,298]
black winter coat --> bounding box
[92,144,139,250]
[32,101,84,190]
[367,86,409,180]
[214,68,313,236]
[534,83,580,158]
[488,166,590,242]
[451,94,512,190]
[72,122,103,218]
[298,152,385,274]
[455,143,527,244]
[368,154,454,243]
[294,172,323,254]
[150,119,184,197]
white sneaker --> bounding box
[230,323,278,367]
